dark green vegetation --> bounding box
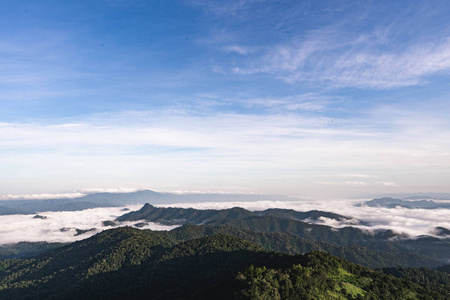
[117,204,450,267]
[382,267,450,285]
[0,242,66,260]
[117,203,359,225]
[162,224,439,269]
[436,264,450,274]
[1,227,449,300]
[358,197,450,209]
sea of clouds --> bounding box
[0,205,177,245]
[154,199,450,238]
[0,199,449,245]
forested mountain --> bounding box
[0,242,66,260]
[117,204,450,266]
[436,264,450,274]
[0,227,449,300]
[162,224,439,269]
[116,203,361,225]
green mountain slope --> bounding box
[0,227,448,300]
[164,223,439,269]
[117,204,450,265]
[116,203,358,225]
[201,251,450,300]
[0,242,66,260]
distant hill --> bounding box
[0,190,296,214]
[0,205,27,215]
[116,203,361,225]
[0,227,448,299]
[0,242,66,260]
[357,197,450,209]
[434,226,450,237]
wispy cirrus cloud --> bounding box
[200,1,450,89]
[232,32,450,89]
[197,93,342,113]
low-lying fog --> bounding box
[0,205,178,245]
[0,199,449,244]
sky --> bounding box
[1,0,450,198]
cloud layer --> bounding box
[155,200,450,238]
[1,198,449,245]
[0,205,177,245]
[1,105,449,197]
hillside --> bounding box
[0,242,66,260]
[0,227,449,299]
[164,223,440,269]
[116,204,450,266]
[116,203,361,226]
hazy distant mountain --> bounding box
[369,192,450,200]
[0,190,296,215]
[0,205,27,215]
[357,197,450,209]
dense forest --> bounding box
[0,227,449,299]
[116,204,450,267]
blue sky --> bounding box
[1,0,450,198]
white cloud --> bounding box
[222,45,256,55]
[1,106,450,196]
[237,93,341,112]
[218,0,450,90]
[0,205,177,245]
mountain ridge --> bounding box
[1,227,449,299]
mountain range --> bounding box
[0,190,295,215]
[1,199,450,299]
[114,203,450,268]
[1,227,449,299]
[357,197,450,209]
